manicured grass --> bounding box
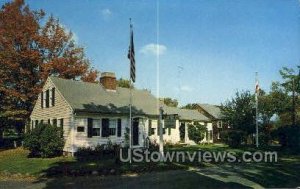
[0,148,182,177]
[0,148,71,175]
[0,145,299,188]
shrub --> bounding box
[24,123,64,157]
[187,123,207,144]
[220,130,245,148]
[149,140,159,152]
[75,143,121,161]
[273,125,300,150]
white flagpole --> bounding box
[255,72,259,148]
[129,79,132,163]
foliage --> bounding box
[75,143,121,161]
[273,125,300,151]
[163,97,178,107]
[117,78,133,88]
[0,0,99,132]
[24,123,64,157]
[187,123,207,144]
[181,103,198,110]
[124,127,130,147]
[148,140,159,152]
[220,91,255,144]
[220,130,245,148]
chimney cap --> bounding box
[101,72,116,78]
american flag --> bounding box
[128,23,136,83]
[255,80,260,94]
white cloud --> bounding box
[101,8,112,19]
[140,43,167,56]
[180,85,193,92]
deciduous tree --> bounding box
[0,0,99,135]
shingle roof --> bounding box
[50,76,210,121]
[163,106,209,121]
[50,76,159,115]
[197,103,222,119]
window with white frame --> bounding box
[76,118,86,133]
[93,119,101,136]
[109,119,116,136]
[49,89,52,107]
[43,92,46,108]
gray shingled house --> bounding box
[30,72,210,155]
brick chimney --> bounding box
[100,72,117,91]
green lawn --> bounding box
[0,148,71,175]
[0,145,299,188]
[0,148,182,177]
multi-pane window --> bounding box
[43,92,46,108]
[49,89,53,107]
[92,119,101,136]
[109,119,116,136]
[41,88,55,108]
[76,118,86,133]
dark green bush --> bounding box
[220,130,245,148]
[188,123,207,144]
[75,144,121,161]
[273,125,300,150]
[24,123,64,157]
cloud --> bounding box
[180,85,193,92]
[140,43,167,56]
[101,8,112,19]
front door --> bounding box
[132,118,139,146]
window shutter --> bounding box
[41,92,44,108]
[53,119,57,126]
[117,119,122,137]
[46,90,49,108]
[52,88,55,106]
[148,120,152,135]
[60,118,64,137]
[102,118,109,137]
[87,118,93,138]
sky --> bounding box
[2,0,299,106]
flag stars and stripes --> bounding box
[128,23,136,83]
